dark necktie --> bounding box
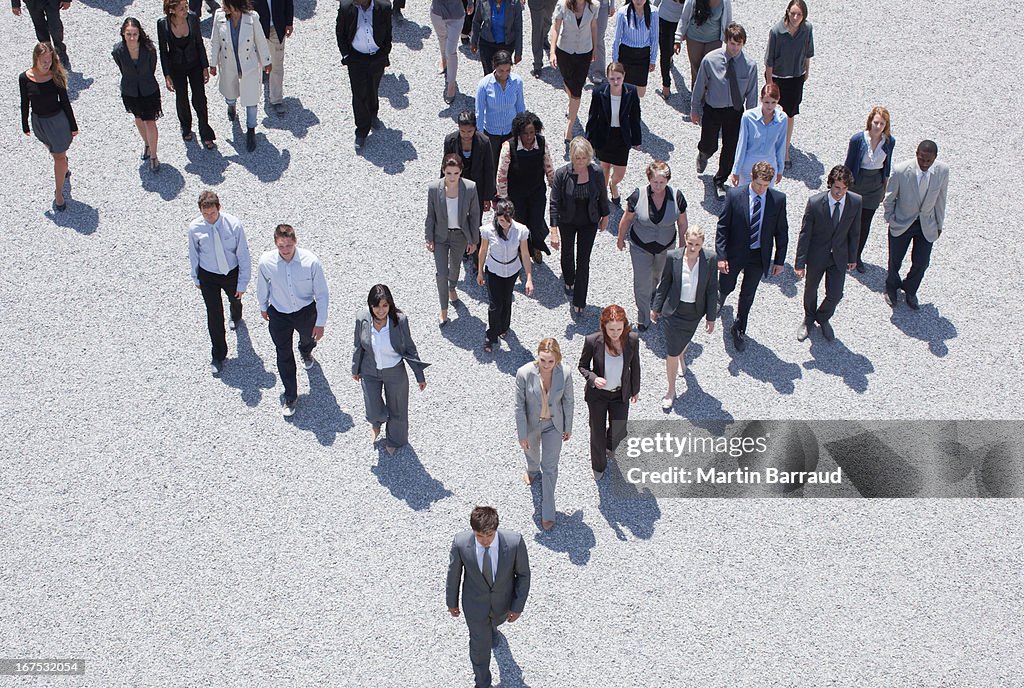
[482,547,494,587]
[831,200,841,228]
[726,57,743,112]
[749,195,762,249]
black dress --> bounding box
[506,136,551,255]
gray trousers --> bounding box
[434,232,468,310]
[630,243,669,327]
[524,419,562,522]
[528,0,557,71]
[360,362,410,449]
[589,0,610,80]
[25,0,67,64]
[467,613,505,688]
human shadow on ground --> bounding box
[139,162,186,201]
[494,633,531,688]
[370,443,454,510]
[765,263,799,298]
[440,300,488,354]
[392,18,431,50]
[639,119,674,161]
[531,496,596,567]
[667,371,734,436]
[381,72,412,111]
[224,126,292,182]
[293,0,317,20]
[663,65,693,116]
[184,139,231,185]
[786,147,825,190]
[889,302,957,357]
[488,328,533,377]
[597,462,661,541]
[46,196,99,235]
[528,262,567,311]
[719,305,802,394]
[66,69,94,102]
[562,308,599,341]
[78,0,132,13]
[698,175,725,215]
[848,261,887,294]
[825,429,925,497]
[287,363,355,445]
[358,126,417,174]
[803,336,874,393]
[218,321,276,407]
[261,96,320,139]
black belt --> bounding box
[493,254,521,265]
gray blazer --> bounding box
[446,529,531,621]
[351,310,429,384]
[883,158,949,242]
[471,0,524,60]
[651,247,718,320]
[425,178,481,246]
[514,362,574,438]
[795,191,863,270]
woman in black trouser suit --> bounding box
[471,0,524,75]
[496,110,555,264]
[158,0,216,147]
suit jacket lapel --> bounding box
[464,538,487,587]
[388,317,403,355]
[594,334,606,375]
[437,181,449,229]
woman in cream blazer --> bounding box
[209,0,271,151]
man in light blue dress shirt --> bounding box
[256,224,330,417]
[187,191,252,375]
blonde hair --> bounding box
[31,43,67,90]
[535,338,562,364]
[568,136,593,163]
[684,225,706,242]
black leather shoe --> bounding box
[884,291,896,308]
[856,261,866,273]
[246,128,256,152]
[819,320,835,341]
[714,181,726,200]
[227,104,237,122]
[797,321,812,342]
[905,292,920,310]
[530,67,542,78]
[355,134,367,149]
[696,151,708,173]
[732,326,746,351]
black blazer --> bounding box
[111,42,160,98]
[585,82,642,150]
[651,247,718,321]
[471,0,524,60]
[549,162,610,227]
[156,13,209,75]
[351,310,429,383]
[336,0,393,65]
[795,191,864,271]
[252,0,294,42]
[443,130,497,203]
[716,185,789,276]
[578,331,641,403]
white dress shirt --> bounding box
[188,211,252,290]
[609,94,621,128]
[679,255,699,303]
[475,537,499,581]
[482,222,529,277]
[860,131,887,171]
[256,247,330,326]
[829,195,845,222]
[915,166,930,196]
[267,0,274,26]
[370,318,403,369]
[446,195,460,229]
[352,3,379,54]
[604,351,623,392]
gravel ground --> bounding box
[1,0,1022,686]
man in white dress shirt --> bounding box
[256,224,330,416]
[187,191,251,375]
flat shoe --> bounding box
[661,395,674,410]
[182,130,194,141]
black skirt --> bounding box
[773,74,805,117]
[122,90,163,121]
[596,126,629,166]
[556,47,592,98]
[618,44,651,87]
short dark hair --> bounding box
[457,110,477,128]
[198,190,220,209]
[492,50,513,69]
[470,506,499,533]
[367,284,401,325]
[827,165,854,188]
[511,110,543,140]
[274,223,296,242]
[723,22,746,44]
[918,139,938,156]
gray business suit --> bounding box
[882,158,949,298]
[652,247,718,357]
[795,190,863,325]
[352,310,429,448]
[515,362,574,522]
[446,529,531,688]
[425,178,481,311]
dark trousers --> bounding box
[559,221,598,308]
[267,303,317,402]
[718,254,763,334]
[188,0,219,16]
[25,0,67,64]
[657,17,678,89]
[886,219,933,297]
[478,39,514,76]
[509,189,549,254]
[484,130,511,170]
[467,614,504,688]
[460,0,473,34]
[198,266,242,362]
[347,51,387,137]
[855,206,877,264]
[698,105,742,185]
[803,258,845,324]
[170,66,215,141]
[587,388,629,473]
[485,268,519,342]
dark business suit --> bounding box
[446,529,531,688]
[578,331,640,473]
[443,130,497,210]
[471,0,524,74]
[188,0,220,18]
[584,82,642,152]
[252,0,293,41]
[336,0,393,138]
[157,12,215,141]
[795,190,863,327]
[716,185,789,334]
[651,247,718,356]
[15,0,69,66]
[352,310,429,449]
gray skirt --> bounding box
[662,302,701,357]
[32,111,73,154]
[852,168,885,211]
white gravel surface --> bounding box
[2,0,1022,686]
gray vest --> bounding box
[630,186,678,252]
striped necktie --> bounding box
[749,195,762,248]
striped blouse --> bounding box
[611,5,659,64]
[475,72,527,136]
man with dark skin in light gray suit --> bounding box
[447,506,531,688]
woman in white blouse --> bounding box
[843,106,895,272]
[477,199,535,352]
[650,225,717,409]
[549,0,597,144]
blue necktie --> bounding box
[749,195,762,249]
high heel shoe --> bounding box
[150,156,160,172]
[141,145,150,161]
[53,197,67,212]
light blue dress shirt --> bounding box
[188,211,252,291]
[611,6,659,64]
[475,72,526,136]
[256,246,330,326]
[732,106,788,183]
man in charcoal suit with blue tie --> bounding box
[447,506,531,688]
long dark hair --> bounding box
[368,284,401,325]
[120,17,156,54]
[693,0,711,25]
[492,199,515,242]
[784,0,808,27]
[624,0,651,30]
[221,0,253,12]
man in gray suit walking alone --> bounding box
[447,506,531,688]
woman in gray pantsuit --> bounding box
[352,285,430,455]
[515,338,573,530]
[616,160,687,331]
[425,153,481,326]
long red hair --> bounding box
[600,304,630,355]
